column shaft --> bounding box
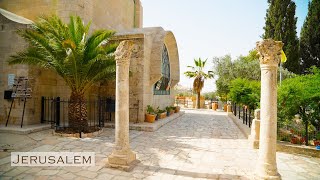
[255,39,283,179]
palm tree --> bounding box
[184,58,213,109]
[8,15,118,132]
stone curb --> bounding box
[227,112,251,138]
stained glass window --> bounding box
[154,45,170,95]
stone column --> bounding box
[255,39,283,179]
[108,40,137,170]
[248,109,260,149]
[227,105,232,113]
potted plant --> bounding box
[157,108,167,119]
[166,106,172,116]
[170,106,176,115]
[174,106,181,113]
[145,105,156,123]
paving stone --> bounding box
[36,170,59,176]
[0,109,319,179]
[77,171,98,178]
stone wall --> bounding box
[0,0,144,125]
[0,0,143,30]
[0,15,33,125]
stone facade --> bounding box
[0,1,180,125]
[0,0,142,31]
[111,27,180,123]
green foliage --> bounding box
[146,105,155,114]
[9,15,117,94]
[184,58,214,93]
[165,106,173,112]
[300,0,320,73]
[228,78,260,109]
[213,50,294,100]
[278,68,320,127]
[263,0,300,74]
[213,54,260,100]
[155,107,166,114]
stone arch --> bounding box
[149,28,180,88]
[164,31,180,87]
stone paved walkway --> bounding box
[0,109,320,179]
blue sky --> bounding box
[141,0,309,92]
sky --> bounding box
[141,0,309,92]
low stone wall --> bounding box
[52,129,103,138]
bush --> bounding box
[229,78,260,109]
[278,67,320,131]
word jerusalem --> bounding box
[11,152,95,166]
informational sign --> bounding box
[11,76,32,99]
[8,74,15,89]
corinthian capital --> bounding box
[115,40,134,65]
[256,39,283,66]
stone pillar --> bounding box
[227,105,232,113]
[255,39,283,179]
[248,109,260,149]
[108,41,137,170]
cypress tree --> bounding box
[300,0,320,73]
[263,0,300,74]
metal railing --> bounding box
[232,103,254,128]
[41,97,115,131]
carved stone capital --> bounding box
[256,39,283,66]
[115,40,134,65]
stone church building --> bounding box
[0,0,180,125]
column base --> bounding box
[107,150,138,171]
[248,139,260,149]
[255,164,281,180]
[254,173,281,180]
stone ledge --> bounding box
[276,141,320,158]
[0,124,51,134]
[227,112,251,138]
[105,111,185,132]
[52,129,104,138]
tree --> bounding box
[213,55,234,101]
[184,58,213,109]
[300,0,320,73]
[278,67,320,144]
[263,0,300,74]
[8,15,118,132]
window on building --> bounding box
[154,45,170,95]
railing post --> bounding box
[238,106,241,119]
[56,97,60,127]
[245,107,248,125]
[41,96,45,123]
[249,108,251,128]
[243,106,245,124]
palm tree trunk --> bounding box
[68,91,88,132]
[197,91,201,109]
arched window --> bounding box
[154,45,170,95]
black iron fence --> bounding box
[41,97,115,130]
[232,103,254,128]
[231,102,320,146]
